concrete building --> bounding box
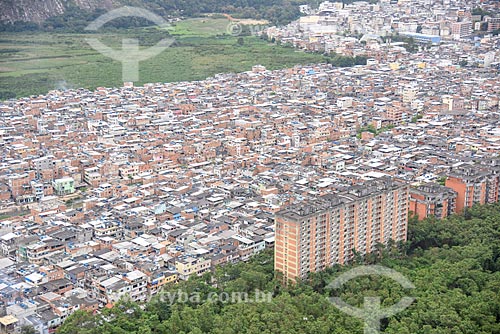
[122,270,148,302]
[275,177,409,283]
[451,21,473,39]
[400,32,441,44]
[486,17,500,32]
[52,177,75,196]
[445,167,499,213]
[409,183,457,220]
[175,256,211,280]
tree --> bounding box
[0,91,16,100]
[56,310,97,334]
[20,326,36,334]
[410,114,423,123]
[437,176,447,186]
[2,0,305,32]
[404,37,418,53]
[354,55,367,65]
[237,37,244,46]
[472,7,492,18]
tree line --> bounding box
[0,0,381,33]
[0,0,305,32]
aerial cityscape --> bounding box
[0,0,499,333]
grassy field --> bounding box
[0,18,324,99]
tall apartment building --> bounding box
[275,177,409,282]
[409,183,457,220]
[445,167,500,213]
[451,21,472,39]
[486,17,500,33]
[402,85,418,104]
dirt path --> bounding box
[222,13,268,25]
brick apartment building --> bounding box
[275,177,409,282]
[445,167,500,213]
[486,17,500,32]
[451,21,472,39]
[409,183,457,220]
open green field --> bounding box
[0,18,324,99]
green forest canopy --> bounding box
[58,203,500,334]
[1,0,303,32]
[0,0,377,32]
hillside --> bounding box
[0,0,113,24]
[57,203,500,334]
[0,0,304,29]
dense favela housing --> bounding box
[0,0,499,332]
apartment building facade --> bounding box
[445,167,500,213]
[409,183,457,220]
[275,178,409,282]
[451,21,473,39]
[52,177,75,196]
[486,17,500,32]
